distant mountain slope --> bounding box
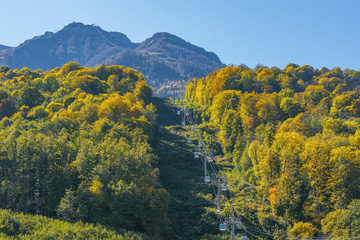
[0,44,10,50]
[0,44,11,50]
[106,32,225,86]
[0,22,135,70]
[0,23,225,86]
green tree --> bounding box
[210,90,242,126]
[133,80,153,104]
[280,97,303,119]
[269,132,308,220]
[328,147,360,208]
[14,86,44,108]
[300,139,333,225]
[303,85,329,107]
[218,109,244,155]
[0,87,16,118]
[322,200,360,238]
[289,221,317,239]
[70,75,107,95]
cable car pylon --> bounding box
[204,148,210,183]
[217,178,221,212]
[181,100,249,239]
[219,217,246,240]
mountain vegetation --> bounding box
[1,60,360,239]
[0,23,225,89]
[184,64,360,238]
[0,208,146,239]
[0,63,168,239]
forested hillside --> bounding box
[2,62,360,239]
[0,63,168,239]
[184,64,360,238]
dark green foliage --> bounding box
[0,87,16,118]
[322,200,360,238]
[0,66,10,73]
[13,86,44,108]
[70,75,108,94]
[63,96,77,108]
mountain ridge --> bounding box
[0,44,11,50]
[0,22,225,87]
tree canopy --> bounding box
[0,62,166,239]
[184,64,360,238]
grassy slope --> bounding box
[152,98,221,240]
[0,209,145,240]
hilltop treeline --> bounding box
[184,64,360,238]
[0,63,168,239]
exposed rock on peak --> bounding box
[139,32,221,63]
[0,23,225,87]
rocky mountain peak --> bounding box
[138,32,222,64]
[0,23,225,88]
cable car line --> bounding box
[173,100,246,239]
[174,98,281,239]
[170,92,360,240]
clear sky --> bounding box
[1,0,359,70]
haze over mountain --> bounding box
[0,22,225,86]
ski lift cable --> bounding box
[208,161,220,176]
[184,104,360,240]
[244,228,263,240]
[209,160,221,174]
[211,180,217,197]
[239,215,290,238]
[185,104,273,238]
[244,224,296,240]
[208,163,218,176]
[242,223,281,237]
[243,222,333,240]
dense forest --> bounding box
[1,62,360,239]
[0,63,168,239]
[184,64,360,238]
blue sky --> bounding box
[1,0,359,70]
